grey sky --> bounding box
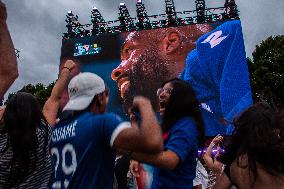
[3,0,284,97]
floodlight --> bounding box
[67,10,73,16]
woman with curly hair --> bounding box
[213,102,284,189]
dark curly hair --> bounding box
[219,102,284,183]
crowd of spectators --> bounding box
[0,1,283,189]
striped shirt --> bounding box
[0,122,52,189]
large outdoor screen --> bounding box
[60,20,252,137]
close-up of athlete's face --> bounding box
[111,31,178,111]
[111,25,211,111]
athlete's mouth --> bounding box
[118,78,130,98]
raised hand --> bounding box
[0,0,7,21]
[62,60,77,72]
[129,160,140,178]
[209,134,223,148]
[203,134,224,174]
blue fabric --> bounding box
[181,20,253,136]
[151,117,198,189]
[51,111,124,189]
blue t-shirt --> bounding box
[50,111,130,189]
[151,117,198,189]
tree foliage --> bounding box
[248,35,284,108]
[6,82,55,107]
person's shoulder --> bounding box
[35,120,52,145]
[97,112,123,122]
[37,119,52,133]
[173,117,196,131]
[0,132,8,150]
[86,112,125,131]
[176,117,195,125]
[57,111,90,125]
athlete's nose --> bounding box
[111,66,124,81]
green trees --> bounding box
[6,82,55,107]
[248,35,284,108]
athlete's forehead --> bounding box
[122,32,143,51]
[125,31,139,41]
[125,30,158,42]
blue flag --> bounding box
[181,20,253,135]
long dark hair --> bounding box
[219,102,284,183]
[1,92,49,185]
[161,78,205,146]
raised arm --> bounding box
[114,96,163,154]
[0,1,18,97]
[203,135,224,174]
[43,60,76,126]
[131,150,180,170]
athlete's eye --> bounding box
[125,47,134,55]
[122,46,135,60]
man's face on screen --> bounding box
[111,31,176,111]
[111,25,211,111]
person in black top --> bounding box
[213,102,284,189]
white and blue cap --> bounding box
[63,72,105,111]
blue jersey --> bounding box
[151,117,198,189]
[51,111,130,189]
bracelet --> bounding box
[63,67,71,72]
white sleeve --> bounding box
[193,165,202,186]
[110,121,131,147]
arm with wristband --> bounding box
[43,60,77,126]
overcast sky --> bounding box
[3,0,284,97]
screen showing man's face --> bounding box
[111,31,175,111]
[60,24,213,115]
[111,25,211,111]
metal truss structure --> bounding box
[63,0,239,39]
[15,49,20,58]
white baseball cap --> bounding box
[63,72,106,111]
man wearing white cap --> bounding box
[50,72,163,189]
